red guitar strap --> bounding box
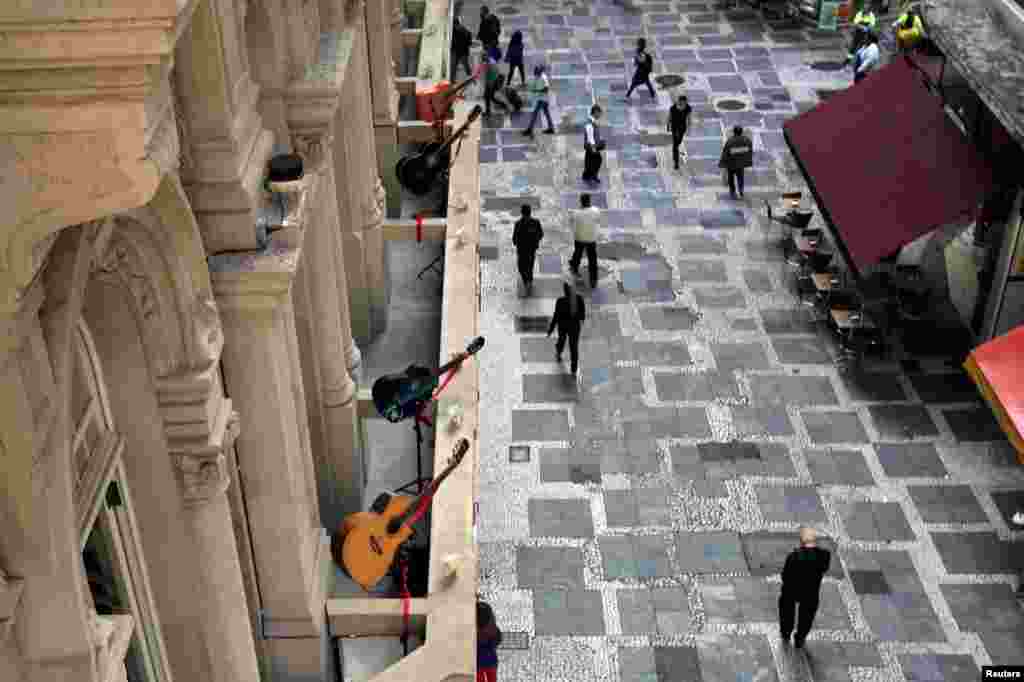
[413,361,461,428]
[415,214,423,243]
[399,556,411,654]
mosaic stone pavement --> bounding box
[470,1,1024,681]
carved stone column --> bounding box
[172,410,262,682]
[391,0,404,72]
[293,136,362,528]
[211,248,330,640]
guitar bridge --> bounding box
[369,536,384,555]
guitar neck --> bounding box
[391,453,463,531]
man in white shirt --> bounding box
[582,105,604,185]
[853,33,880,84]
[569,193,601,289]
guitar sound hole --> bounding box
[387,519,403,535]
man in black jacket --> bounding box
[512,204,543,294]
[451,17,473,80]
[477,6,501,51]
[625,38,655,100]
[779,527,831,648]
[547,281,586,374]
[667,95,692,171]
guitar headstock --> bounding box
[466,336,485,355]
[448,438,470,469]
[467,105,483,123]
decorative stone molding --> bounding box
[93,232,159,323]
[292,133,331,174]
[189,296,224,372]
[362,176,386,229]
[346,0,367,24]
[145,107,182,178]
[0,567,26,642]
[175,410,240,506]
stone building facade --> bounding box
[0,0,402,680]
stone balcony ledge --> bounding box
[923,0,1024,146]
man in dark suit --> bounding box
[512,204,543,294]
[451,16,473,80]
[547,281,586,375]
[477,6,501,51]
[779,526,832,649]
[667,94,692,171]
[719,125,754,199]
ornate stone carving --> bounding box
[93,233,158,322]
[362,175,386,228]
[190,296,224,370]
[176,411,240,505]
[346,0,366,23]
[145,104,181,177]
[292,133,330,174]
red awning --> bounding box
[784,57,996,273]
[965,325,1024,460]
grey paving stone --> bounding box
[875,442,948,478]
[654,646,702,682]
[701,581,743,623]
[677,259,728,283]
[675,531,749,573]
[932,531,1021,574]
[801,411,869,444]
[515,315,551,333]
[991,490,1024,528]
[749,374,838,406]
[674,232,727,255]
[741,532,841,578]
[732,405,795,437]
[631,341,693,366]
[897,654,977,681]
[533,589,606,635]
[517,546,585,589]
[907,485,988,524]
[850,569,891,595]
[618,589,657,634]
[908,372,981,404]
[756,485,826,523]
[605,489,640,527]
[651,586,692,633]
[522,373,581,403]
[539,447,602,484]
[698,441,761,462]
[940,584,1024,632]
[600,535,674,580]
[520,337,556,363]
[694,286,747,308]
[529,499,595,538]
[838,371,909,402]
[619,646,658,682]
[805,449,875,486]
[943,407,1007,442]
[710,342,773,372]
[511,409,570,441]
[639,305,701,331]
[803,642,883,668]
[742,268,775,293]
[760,308,819,335]
[670,445,708,479]
[654,371,741,402]
[977,629,1024,667]
[697,634,777,682]
[771,336,833,364]
[868,405,940,440]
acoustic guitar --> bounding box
[338,437,470,590]
[371,336,484,423]
[396,105,483,196]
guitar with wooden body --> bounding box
[371,336,484,423]
[336,437,470,590]
[396,105,483,196]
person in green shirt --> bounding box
[522,65,555,137]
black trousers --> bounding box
[507,60,526,86]
[779,594,819,643]
[569,240,598,288]
[516,248,537,285]
[555,327,581,373]
[671,130,686,168]
[451,52,472,80]
[526,101,554,132]
[626,73,656,98]
[727,168,745,196]
[583,148,603,181]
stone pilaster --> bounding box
[170,407,262,682]
[367,0,401,221]
[391,0,404,73]
[211,245,328,639]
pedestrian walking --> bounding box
[779,527,831,649]
[569,193,601,289]
[504,30,526,87]
[547,281,587,375]
[451,16,473,80]
[481,52,501,117]
[512,204,543,293]
[522,65,555,136]
[476,600,503,682]
[582,105,605,185]
[849,8,876,56]
[625,38,656,100]
[477,6,501,52]
[719,125,753,200]
[852,33,880,84]
[668,94,692,171]
[893,9,924,53]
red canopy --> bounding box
[965,325,1024,459]
[784,57,996,273]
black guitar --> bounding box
[396,105,483,196]
[371,336,485,423]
